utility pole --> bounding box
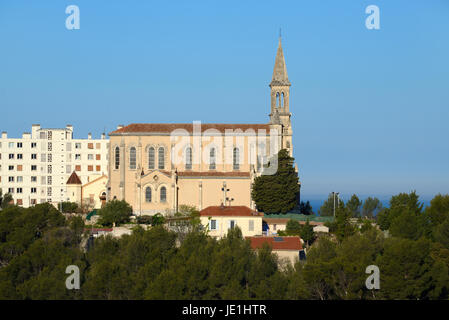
[332,192,340,217]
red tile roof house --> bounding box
[246,236,305,267]
[199,205,264,238]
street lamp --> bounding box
[331,192,340,217]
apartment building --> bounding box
[0,124,109,208]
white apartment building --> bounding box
[0,124,109,208]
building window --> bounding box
[8,188,14,194]
[229,220,236,229]
[158,147,165,170]
[88,154,94,160]
[88,165,93,172]
[31,154,37,160]
[160,186,167,202]
[96,165,101,172]
[66,165,71,174]
[17,154,23,159]
[209,147,216,170]
[40,132,46,139]
[129,147,136,169]
[185,147,192,170]
[9,154,14,159]
[96,143,101,149]
[17,165,22,171]
[47,165,52,174]
[17,142,22,148]
[47,187,52,196]
[8,142,14,148]
[148,147,155,169]
[75,143,81,149]
[47,154,52,162]
[115,147,120,169]
[31,188,37,193]
[16,199,23,206]
[8,165,14,171]
[75,165,81,171]
[47,142,52,151]
[17,188,23,194]
[47,176,52,185]
[96,154,101,160]
[41,154,46,162]
[31,165,37,171]
[31,176,37,182]
[17,176,23,182]
[249,220,254,231]
[210,219,217,230]
[233,147,240,170]
[75,154,81,160]
[145,187,152,202]
[47,131,52,140]
[8,177,14,182]
[88,143,94,149]
[31,142,37,148]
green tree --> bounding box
[299,201,313,215]
[346,194,362,218]
[0,191,14,209]
[97,200,133,227]
[251,149,300,214]
[285,219,301,235]
[426,194,449,226]
[361,197,382,218]
[300,220,314,247]
[318,193,344,217]
[434,216,449,249]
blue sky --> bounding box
[0,0,448,203]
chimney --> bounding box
[1,132,7,139]
[101,133,106,139]
[88,133,92,140]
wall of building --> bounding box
[200,215,263,238]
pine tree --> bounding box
[251,149,300,214]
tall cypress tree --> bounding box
[251,149,300,214]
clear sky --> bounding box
[0,0,448,202]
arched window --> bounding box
[160,186,167,202]
[185,147,192,170]
[158,147,165,169]
[233,147,239,170]
[276,92,280,108]
[114,146,120,169]
[281,92,284,107]
[148,147,155,169]
[209,147,216,170]
[129,147,136,169]
[145,187,152,202]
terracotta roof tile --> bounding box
[246,236,302,251]
[200,206,263,217]
[109,123,271,135]
[178,171,250,177]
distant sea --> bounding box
[304,196,432,216]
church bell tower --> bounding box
[269,36,293,155]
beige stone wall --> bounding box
[108,131,278,215]
[200,215,263,238]
[82,175,107,209]
[273,250,299,266]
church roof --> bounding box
[270,37,290,87]
[66,171,82,185]
[109,123,270,135]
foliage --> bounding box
[97,200,133,227]
[318,193,344,217]
[300,220,314,247]
[60,202,79,213]
[299,201,313,215]
[346,194,362,218]
[0,191,14,209]
[251,149,300,214]
[361,197,382,218]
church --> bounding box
[107,38,296,215]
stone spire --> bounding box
[270,37,291,87]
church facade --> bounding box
[107,38,295,215]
